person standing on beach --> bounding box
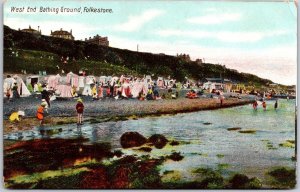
[12,82,20,99]
[76,98,84,125]
[262,101,267,111]
[41,87,51,108]
[274,100,278,111]
[6,87,11,101]
[219,93,224,106]
[253,100,258,110]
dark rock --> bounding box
[227,127,242,131]
[113,150,123,158]
[227,173,262,189]
[148,134,168,149]
[227,174,249,189]
[120,132,147,148]
[169,140,179,146]
[117,155,137,164]
[138,147,152,152]
[238,130,256,134]
[267,167,296,188]
[203,122,212,125]
[167,152,184,161]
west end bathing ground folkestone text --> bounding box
[10,6,113,14]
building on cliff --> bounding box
[85,34,109,46]
[19,25,41,35]
[51,28,74,40]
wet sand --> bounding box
[3,95,254,135]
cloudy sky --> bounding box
[3,0,297,85]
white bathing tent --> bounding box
[78,76,85,88]
[13,75,31,97]
[26,75,41,87]
[99,76,107,85]
[47,74,61,90]
[3,76,16,97]
[144,75,152,84]
[82,75,95,96]
[157,77,164,87]
[130,81,148,98]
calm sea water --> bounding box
[5,99,296,182]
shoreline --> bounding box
[3,97,254,135]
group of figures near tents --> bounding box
[3,73,188,100]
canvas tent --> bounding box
[55,84,73,97]
[157,77,164,87]
[47,74,61,90]
[13,75,31,97]
[66,72,79,88]
[3,77,16,97]
[82,75,95,96]
[26,75,41,87]
[131,82,148,98]
[144,75,152,84]
[99,76,107,85]
[78,76,85,88]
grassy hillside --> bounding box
[4,49,139,76]
[4,25,273,85]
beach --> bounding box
[3,95,254,135]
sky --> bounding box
[3,0,298,85]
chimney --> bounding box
[29,25,31,29]
[38,26,39,31]
[18,28,20,31]
[85,38,87,41]
[60,28,62,31]
[70,29,72,34]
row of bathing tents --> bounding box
[4,73,176,98]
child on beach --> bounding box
[76,98,84,125]
[9,111,25,122]
[37,101,48,126]
[92,84,98,100]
